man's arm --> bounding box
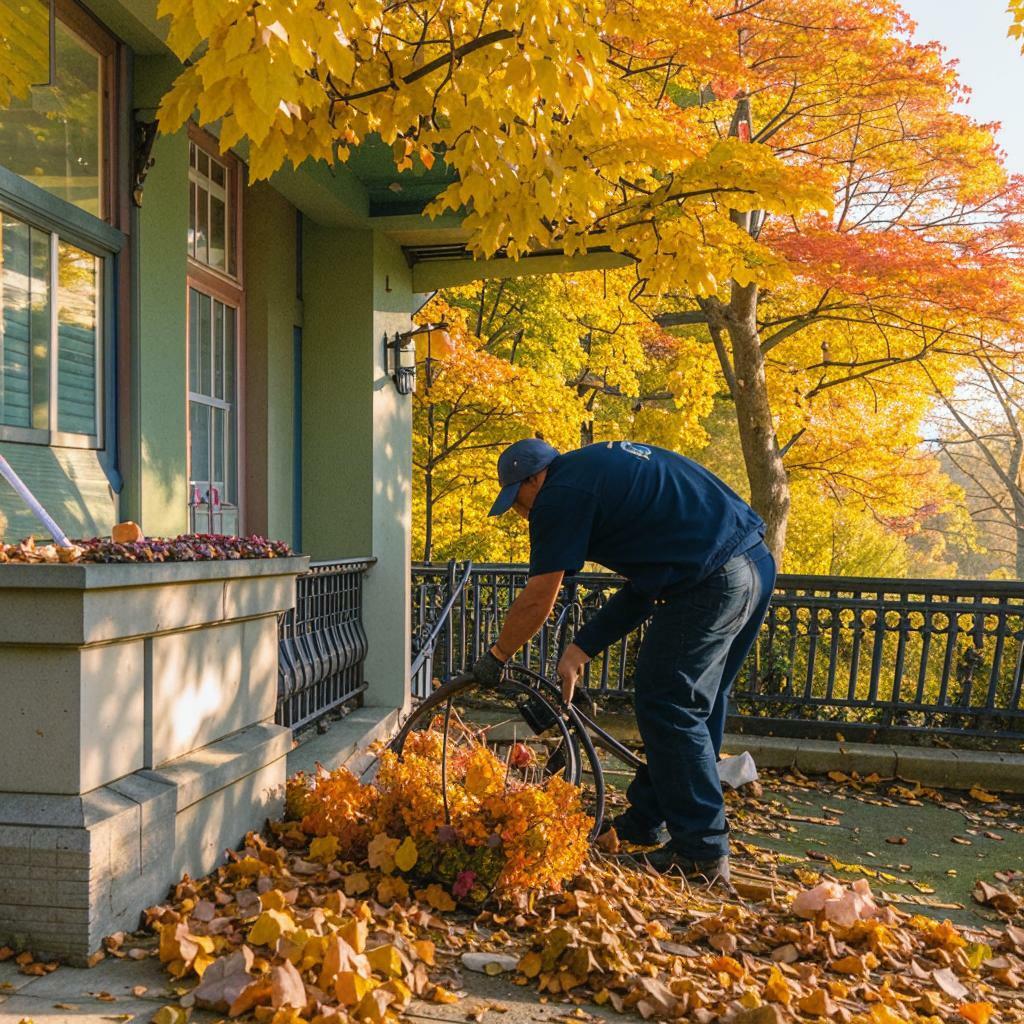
[470,571,564,686]
[491,571,564,661]
[572,583,654,658]
[556,584,654,702]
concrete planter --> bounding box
[0,556,308,962]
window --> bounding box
[0,1,119,449]
[0,210,103,445]
[0,3,116,220]
[187,130,243,533]
[189,141,236,276]
[188,288,238,534]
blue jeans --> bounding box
[625,541,776,860]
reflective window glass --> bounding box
[57,241,99,435]
[0,18,103,217]
[0,209,101,442]
[188,141,233,276]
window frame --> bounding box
[186,278,245,533]
[0,167,121,450]
[186,126,246,532]
[56,0,120,223]
[0,0,122,450]
[187,125,244,288]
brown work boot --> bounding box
[598,812,668,848]
[642,844,732,886]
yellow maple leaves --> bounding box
[394,836,418,873]
[154,0,826,292]
[158,920,216,978]
[1011,0,1024,53]
[248,909,295,947]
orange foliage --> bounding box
[286,728,591,900]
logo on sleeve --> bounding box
[620,441,651,461]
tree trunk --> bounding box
[721,283,791,565]
[1015,514,1024,581]
[1014,476,1024,580]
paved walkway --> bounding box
[0,956,205,1024]
[731,776,1024,928]
[0,946,612,1024]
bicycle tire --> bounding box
[389,674,583,786]
[390,671,606,839]
[503,665,606,838]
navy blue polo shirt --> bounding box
[528,442,764,595]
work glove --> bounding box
[471,650,505,688]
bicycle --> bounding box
[388,661,643,841]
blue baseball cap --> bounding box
[488,439,559,516]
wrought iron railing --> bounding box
[410,560,473,698]
[277,558,375,730]
[411,564,1024,743]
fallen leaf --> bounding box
[271,960,307,1010]
[150,1008,188,1024]
[933,967,969,1001]
[192,947,255,1010]
[430,986,460,1005]
[968,787,999,804]
[958,1002,993,1024]
[247,909,294,947]
[394,836,418,873]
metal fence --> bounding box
[411,560,473,698]
[411,564,1024,743]
[277,558,374,730]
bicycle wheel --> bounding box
[503,665,606,838]
[390,674,583,784]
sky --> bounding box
[899,0,1024,174]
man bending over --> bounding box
[471,438,776,884]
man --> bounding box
[470,438,776,883]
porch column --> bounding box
[301,226,413,712]
[128,56,190,536]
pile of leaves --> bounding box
[0,533,293,565]
[133,726,1024,1024]
[285,727,592,901]
[0,536,82,563]
[141,831,1024,1024]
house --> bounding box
[0,0,620,960]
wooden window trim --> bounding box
[187,124,245,290]
[57,0,121,227]
[186,125,246,531]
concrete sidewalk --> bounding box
[0,954,213,1024]
[0,944,602,1024]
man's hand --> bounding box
[471,650,505,688]
[556,643,590,704]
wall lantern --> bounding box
[385,322,451,395]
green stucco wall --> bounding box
[244,182,300,545]
[0,444,115,542]
[302,226,412,707]
[131,56,189,537]
[302,227,375,557]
